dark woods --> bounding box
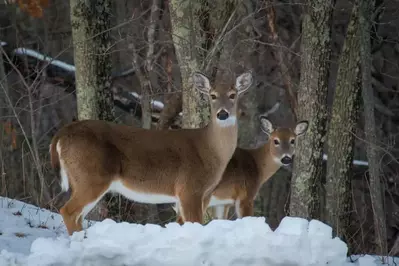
[0,0,398,256]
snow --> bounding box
[0,196,393,266]
[322,154,369,166]
[13,48,76,72]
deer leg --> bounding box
[213,205,226,219]
[60,185,109,235]
[179,193,204,224]
[173,202,184,225]
[212,204,232,219]
[235,199,254,218]
[224,204,232,219]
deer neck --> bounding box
[251,142,282,185]
[204,116,239,163]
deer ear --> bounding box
[235,71,253,95]
[260,116,273,136]
[193,72,211,94]
[295,121,309,136]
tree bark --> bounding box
[289,0,334,219]
[0,50,9,196]
[359,0,388,255]
[70,0,114,121]
[325,1,361,247]
[169,0,209,128]
[69,0,114,221]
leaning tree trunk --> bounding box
[359,0,387,255]
[69,0,114,221]
[325,1,361,249]
[289,0,334,219]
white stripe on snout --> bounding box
[216,115,237,128]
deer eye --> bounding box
[273,139,280,145]
[229,93,236,100]
[290,139,295,145]
[210,94,217,100]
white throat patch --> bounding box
[216,115,237,128]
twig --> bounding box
[264,0,298,120]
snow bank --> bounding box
[0,197,389,266]
[2,217,349,266]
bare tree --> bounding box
[359,0,388,255]
[325,0,361,248]
[289,0,334,219]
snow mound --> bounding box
[2,216,347,265]
[0,196,390,266]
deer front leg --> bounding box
[178,192,204,224]
[235,199,254,218]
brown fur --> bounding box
[174,118,309,222]
[50,72,253,235]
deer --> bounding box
[49,71,253,235]
[173,116,308,222]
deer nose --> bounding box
[217,109,229,120]
[281,156,292,165]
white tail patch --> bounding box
[60,166,69,192]
[56,142,69,192]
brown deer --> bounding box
[173,116,308,222]
[50,71,253,235]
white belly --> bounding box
[109,180,177,204]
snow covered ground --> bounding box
[0,196,393,266]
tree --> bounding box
[359,0,387,255]
[289,0,334,219]
[169,0,209,129]
[325,0,361,247]
[69,0,114,220]
[70,0,114,121]
[167,0,236,130]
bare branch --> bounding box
[264,0,298,120]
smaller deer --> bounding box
[174,116,308,222]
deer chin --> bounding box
[216,115,237,128]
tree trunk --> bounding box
[70,0,114,121]
[169,0,209,128]
[69,0,114,221]
[0,50,9,197]
[359,0,387,255]
[289,0,334,219]
[325,1,361,248]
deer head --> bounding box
[193,71,253,127]
[260,117,309,166]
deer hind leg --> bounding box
[60,185,109,235]
[173,202,184,225]
[213,204,232,219]
[235,199,254,218]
